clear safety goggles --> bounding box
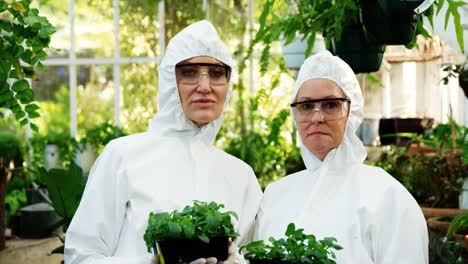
[291,97,351,122]
[175,63,231,86]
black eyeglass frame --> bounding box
[175,62,232,79]
[290,97,351,108]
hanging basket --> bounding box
[459,61,468,99]
[360,0,424,45]
[327,24,385,74]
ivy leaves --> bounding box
[0,0,55,130]
[240,223,343,264]
[143,201,239,252]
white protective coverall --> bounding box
[253,51,428,264]
[65,20,262,264]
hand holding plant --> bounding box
[144,201,239,263]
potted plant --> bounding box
[326,22,386,73]
[144,201,239,264]
[360,0,424,45]
[240,223,342,264]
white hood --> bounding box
[149,20,234,145]
[291,50,367,171]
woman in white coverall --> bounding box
[253,51,428,264]
[64,20,262,264]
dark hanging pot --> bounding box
[459,60,468,99]
[360,0,425,45]
[327,24,385,74]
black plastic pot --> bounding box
[328,24,385,74]
[248,259,301,264]
[154,237,229,263]
[19,202,62,238]
[361,0,424,45]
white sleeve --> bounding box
[236,167,263,247]
[64,141,153,264]
[372,185,429,264]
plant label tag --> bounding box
[414,0,436,14]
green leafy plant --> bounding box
[244,0,465,73]
[375,121,468,208]
[446,212,468,238]
[143,201,239,252]
[79,121,127,156]
[39,160,87,254]
[240,223,342,264]
[0,0,55,129]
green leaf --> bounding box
[28,111,40,118]
[25,103,39,112]
[198,233,210,243]
[30,122,38,132]
[0,20,12,32]
[451,8,465,53]
[42,162,86,220]
[38,24,56,39]
[19,117,28,126]
[21,49,32,65]
[10,2,27,13]
[11,79,29,92]
[167,222,182,237]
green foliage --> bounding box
[218,62,303,187]
[240,223,342,264]
[79,121,126,155]
[0,0,55,129]
[375,121,468,208]
[39,161,86,225]
[246,0,466,73]
[143,201,239,252]
[446,212,468,238]
[4,188,26,226]
[0,131,23,164]
[30,131,73,169]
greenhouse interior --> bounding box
[1,0,468,263]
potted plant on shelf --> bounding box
[240,223,342,264]
[144,201,239,264]
[375,120,468,218]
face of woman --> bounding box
[176,56,230,127]
[294,78,349,160]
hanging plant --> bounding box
[244,0,466,74]
[0,0,55,130]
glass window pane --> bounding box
[121,63,158,134]
[75,1,114,58]
[120,1,160,58]
[164,0,204,44]
[207,0,246,42]
[32,66,70,135]
[76,64,114,137]
[35,1,70,59]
